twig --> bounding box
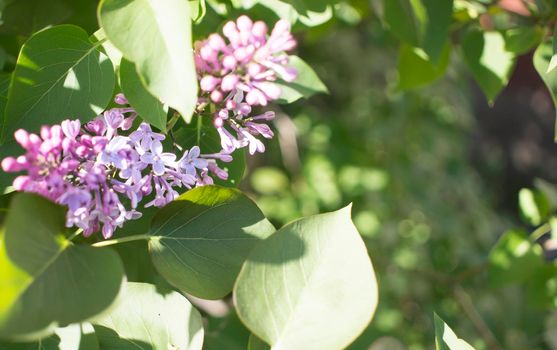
[453,284,504,350]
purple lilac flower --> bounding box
[2,97,231,239]
[194,16,297,155]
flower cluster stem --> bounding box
[92,234,151,247]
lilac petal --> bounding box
[152,161,166,176]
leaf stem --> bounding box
[531,222,551,241]
[68,228,83,241]
[92,234,151,247]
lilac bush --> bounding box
[1,16,298,239]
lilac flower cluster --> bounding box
[1,95,230,238]
[1,16,298,239]
[194,15,297,155]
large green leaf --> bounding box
[276,56,328,104]
[93,282,204,349]
[148,186,275,299]
[98,0,198,123]
[488,230,544,288]
[0,323,99,350]
[534,41,557,140]
[119,58,167,131]
[434,313,475,350]
[0,194,125,340]
[0,25,115,143]
[234,206,378,350]
[461,31,515,104]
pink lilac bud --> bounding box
[200,76,220,92]
[210,90,224,103]
[1,157,21,172]
[115,93,128,105]
[221,74,240,91]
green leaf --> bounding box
[0,194,125,340]
[148,185,275,299]
[234,205,378,350]
[0,25,115,143]
[398,43,450,90]
[0,323,99,350]
[276,56,328,104]
[504,27,543,55]
[119,59,167,131]
[247,334,270,350]
[533,41,557,140]
[93,282,204,349]
[383,0,420,46]
[434,313,475,350]
[461,31,515,104]
[488,229,544,288]
[98,0,198,123]
[518,188,550,226]
[421,0,453,64]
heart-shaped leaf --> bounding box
[234,205,378,350]
[148,185,275,299]
[0,194,125,340]
[0,25,115,143]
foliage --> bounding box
[2,0,557,349]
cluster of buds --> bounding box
[195,15,297,155]
[1,95,230,238]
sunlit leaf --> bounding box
[434,313,475,350]
[0,194,125,340]
[98,0,198,123]
[0,25,115,143]
[234,205,378,350]
[93,282,204,349]
[461,31,515,104]
[148,186,275,299]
